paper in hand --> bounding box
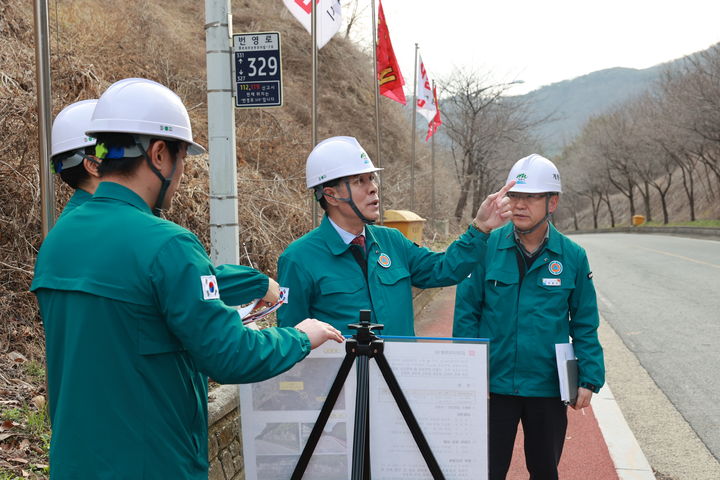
[238,287,289,325]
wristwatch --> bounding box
[579,382,599,393]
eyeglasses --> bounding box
[506,192,549,201]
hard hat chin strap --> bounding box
[319,179,376,225]
[514,195,552,235]
[134,135,177,217]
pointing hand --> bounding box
[472,181,516,234]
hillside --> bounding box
[0,0,450,476]
[518,55,697,155]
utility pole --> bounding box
[205,0,239,265]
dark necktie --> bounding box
[350,234,366,251]
[349,235,367,278]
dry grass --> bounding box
[0,0,457,476]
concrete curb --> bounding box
[594,383,655,479]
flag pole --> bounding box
[431,79,436,227]
[371,0,383,225]
[311,0,319,228]
[410,43,418,212]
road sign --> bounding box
[232,32,282,108]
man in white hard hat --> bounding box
[50,99,102,217]
[277,135,515,336]
[31,78,343,479]
[50,84,280,310]
[453,154,605,480]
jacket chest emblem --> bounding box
[377,253,392,268]
[548,260,563,275]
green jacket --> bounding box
[58,189,91,218]
[31,182,311,479]
[453,222,605,397]
[58,187,269,306]
[277,214,486,336]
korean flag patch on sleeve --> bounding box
[201,275,220,300]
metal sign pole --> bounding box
[371,0,383,225]
[411,43,418,212]
[33,0,54,238]
[311,0,319,228]
[431,80,436,226]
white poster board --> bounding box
[239,338,488,480]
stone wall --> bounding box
[208,385,244,480]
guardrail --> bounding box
[566,225,720,240]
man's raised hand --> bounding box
[472,181,516,234]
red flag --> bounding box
[376,1,406,105]
[426,85,442,141]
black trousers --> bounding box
[489,394,568,480]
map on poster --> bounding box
[239,338,489,480]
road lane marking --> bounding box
[636,246,720,269]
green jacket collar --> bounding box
[93,182,153,215]
[497,222,563,255]
[72,188,92,203]
[320,215,379,256]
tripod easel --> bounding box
[291,310,445,480]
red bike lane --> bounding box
[414,286,619,480]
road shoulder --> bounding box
[598,317,720,479]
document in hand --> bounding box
[236,287,289,325]
[555,343,578,405]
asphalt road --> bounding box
[569,233,720,464]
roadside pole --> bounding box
[205,0,239,265]
[410,43,418,212]
[33,0,54,238]
[311,0,319,227]
[371,0,383,224]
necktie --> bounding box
[349,235,367,278]
[350,234,366,251]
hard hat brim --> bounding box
[307,166,383,189]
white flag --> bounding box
[416,55,437,123]
[283,0,342,49]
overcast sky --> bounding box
[353,0,720,95]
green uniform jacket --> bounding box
[58,189,91,218]
[277,214,486,336]
[31,182,311,479]
[453,222,605,397]
[58,187,270,306]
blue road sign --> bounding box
[232,32,282,108]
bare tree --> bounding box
[439,69,533,221]
[559,137,608,229]
[342,0,368,39]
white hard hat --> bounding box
[51,99,97,168]
[86,78,206,155]
[507,154,562,193]
[306,136,383,189]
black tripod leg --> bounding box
[375,353,446,480]
[352,355,370,480]
[291,353,355,480]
